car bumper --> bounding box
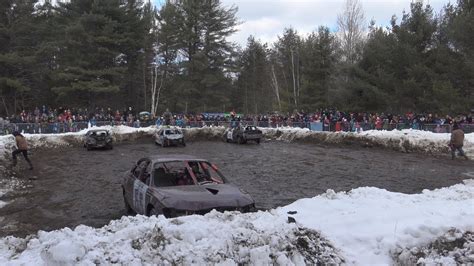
[164,204,256,217]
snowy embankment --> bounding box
[1,126,472,160]
[0,180,473,265]
[261,127,474,156]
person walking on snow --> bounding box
[449,123,468,160]
[12,131,33,170]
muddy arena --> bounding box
[1,129,473,237]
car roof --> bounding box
[160,127,182,131]
[87,129,109,133]
[146,154,208,164]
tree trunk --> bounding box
[0,96,9,116]
[271,64,282,111]
[291,49,298,108]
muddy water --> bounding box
[1,140,473,237]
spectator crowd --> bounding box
[0,105,473,135]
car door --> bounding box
[132,160,150,214]
[159,130,165,145]
[227,129,233,141]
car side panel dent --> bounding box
[133,180,148,214]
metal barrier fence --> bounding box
[0,120,473,135]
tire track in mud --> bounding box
[0,139,473,237]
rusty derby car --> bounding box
[84,129,113,150]
[122,155,256,217]
[223,125,262,144]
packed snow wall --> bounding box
[1,126,473,164]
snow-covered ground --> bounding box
[0,180,472,265]
[1,126,473,264]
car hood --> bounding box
[152,184,254,211]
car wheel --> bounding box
[86,145,92,151]
[256,139,260,144]
[148,206,162,217]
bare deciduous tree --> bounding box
[150,63,164,117]
[337,0,366,64]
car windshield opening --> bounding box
[153,161,193,187]
[188,161,225,184]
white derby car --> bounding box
[155,127,186,147]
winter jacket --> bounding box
[15,135,28,150]
[450,129,464,147]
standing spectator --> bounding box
[133,119,141,128]
[162,108,172,125]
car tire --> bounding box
[86,145,92,151]
[256,139,260,144]
[148,206,162,217]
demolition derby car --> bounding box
[84,129,113,150]
[154,127,185,147]
[121,155,256,217]
[223,125,262,144]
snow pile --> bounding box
[392,228,474,265]
[278,179,474,265]
[183,126,226,141]
[1,180,473,265]
[261,127,474,156]
[0,211,344,265]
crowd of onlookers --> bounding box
[0,106,473,134]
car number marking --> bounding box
[133,180,148,214]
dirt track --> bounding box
[0,139,473,237]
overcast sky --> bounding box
[155,0,451,47]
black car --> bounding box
[84,129,113,150]
[122,155,256,217]
[224,125,262,144]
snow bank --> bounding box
[0,211,343,265]
[2,126,472,161]
[278,179,474,265]
[1,180,472,265]
[262,127,474,157]
[392,228,474,265]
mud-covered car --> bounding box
[154,127,185,147]
[121,155,255,217]
[84,129,113,150]
[224,125,262,144]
